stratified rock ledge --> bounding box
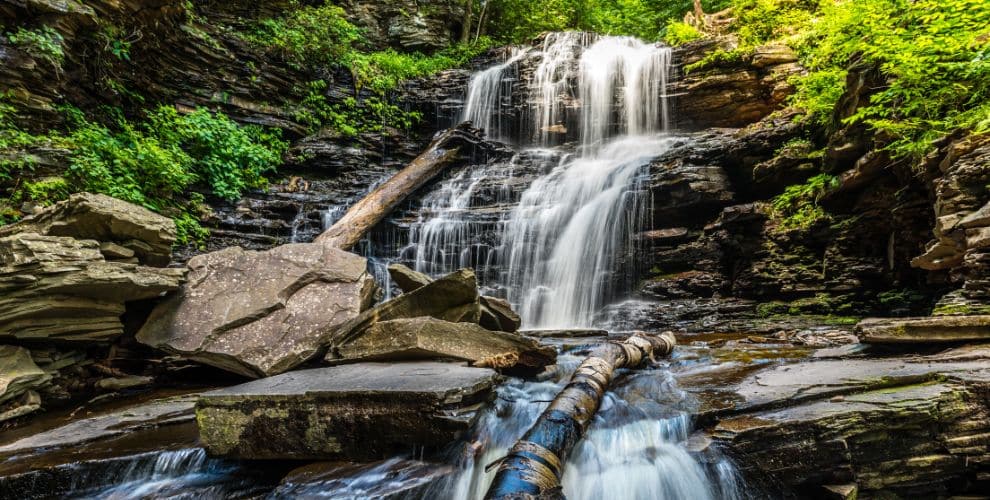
[857,315,990,344]
[195,361,498,460]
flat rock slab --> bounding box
[720,350,990,416]
[0,395,196,462]
[857,315,990,343]
[196,362,498,460]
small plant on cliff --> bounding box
[5,26,64,67]
[243,3,363,70]
[770,173,838,231]
[663,21,702,46]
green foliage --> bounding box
[348,39,496,93]
[18,177,70,206]
[770,173,838,230]
[145,107,287,201]
[243,3,363,69]
[293,81,422,136]
[727,0,990,158]
[5,26,64,66]
[487,0,731,42]
[663,21,702,46]
[63,106,286,244]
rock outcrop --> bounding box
[711,346,990,497]
[195,362,498,460]
[387,263,522,332]
[0,193,176,266]
[137,242,377,378]
[0,194,184,343]
[912,134,990,313]
[0,346,49,422]
[670,38,803,130]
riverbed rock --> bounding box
[195,362,498,460]
[136,243,377,378]
[329,268,481,348]
[0,346,50,410]
[856,315,990,344]
[330,317,554,371]
[0,233,185,343]
[701,344,990,497]
[0,193,176,267]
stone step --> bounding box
[195,361,499,460]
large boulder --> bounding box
[329,268,481,348]
[136,243,377,378]
[857,315,990,344]
[0,193,176,266]
[195,362,498,460]
[330,317,554,371]
[0,233,184,342]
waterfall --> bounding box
[503,35,674,328]
[462,48,526,142]
[397,33,675,328]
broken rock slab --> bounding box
[386,263,521,332]
[330,268,481,347]
[329,317,555,371]
[857,315,990,344]
[0,346,50,421]
[195,362,498,460]
[137,243,377,378]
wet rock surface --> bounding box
[857,315,990,344]
[195,361,498,460]
[332,317,554,371]
[137,243,377,378]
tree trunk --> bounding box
[474,0,488,41]
[316,123,483,250]
[484,332,677,499]
[461,0,474,44]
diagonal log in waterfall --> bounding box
[317,122,488,250]
[484,332,677,499]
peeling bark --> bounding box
[484,332,677,499]
[316,122,486,250]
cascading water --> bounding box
[382,32,745,499]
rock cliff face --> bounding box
[0,193,184,423]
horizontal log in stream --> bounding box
[485,331,677,499]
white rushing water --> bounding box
[401,32,674,328]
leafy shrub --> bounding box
[726,0,990,159]
[145,107,287,200]
[770,173,838,230]
[64,106,287,243]
[5,26,64,66]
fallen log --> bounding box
[484,332,677,499]
[316,122,486,250]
